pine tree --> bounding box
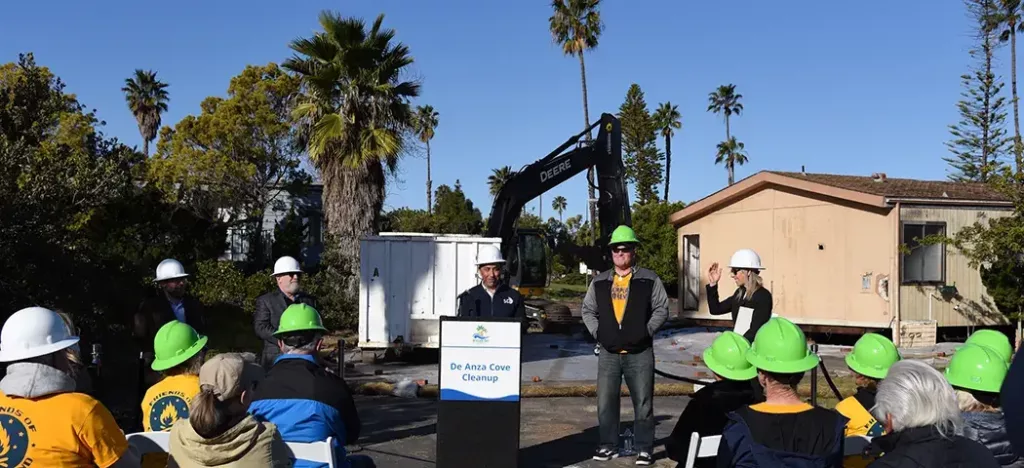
[618,84,664,205]
[946,0,1012,181]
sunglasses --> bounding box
[612,246,635,254]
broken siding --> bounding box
[678,187,894,327]
[898,205,1013,327]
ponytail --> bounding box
[189,385,232,438]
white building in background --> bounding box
[220,182,325,266]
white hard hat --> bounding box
[272,256,303,276]
[728,249,765,270]
[154,258,190,282]
[0,307,80,362]
[475,245,506,266]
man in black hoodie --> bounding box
[666,331,763,466]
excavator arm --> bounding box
[485,113,632,289]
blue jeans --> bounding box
[597,345,655,453]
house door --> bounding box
[683,235,700,310]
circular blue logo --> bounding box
[149,395,190,432]
[0,415,31,467]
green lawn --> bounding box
[543,282,588,300]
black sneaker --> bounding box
[635,452,653,465]
[593,448,618,461]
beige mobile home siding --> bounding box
[898,205,1013,326]
[677,187,895,327]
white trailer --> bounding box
[357,233,502,349]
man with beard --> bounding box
[254,256,318,368]
[135,258,207,384]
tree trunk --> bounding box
[663,135,671,201]
[984,27,992,182]
[426,141,432,214]
[1013,23,1022,177]
[143,138,149,157]
[322,157,386,297]
[579,53,598,240]
[725,115,731,142]
[728,161,735,186]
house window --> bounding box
[901,222,945,284]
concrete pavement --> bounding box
[348,395,691,468]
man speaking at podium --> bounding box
[457,246,526,328]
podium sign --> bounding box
[437,316,522,468]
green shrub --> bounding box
[558,272,589,286]
[191,260,272,353]
[305,234,358,331]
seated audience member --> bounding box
[249,304,374,468]
[717,318,847,467]
[836,333,901,467]
[0,307,140,467]
[665,331,763,465]
[169,352,292,467]
[945,344,1022,467]
[142,321,207,432]
[867,359,998,467]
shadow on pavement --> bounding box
[357,396,438,446]
[518,416,671,468]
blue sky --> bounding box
[1,1,987,221]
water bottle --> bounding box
[620,427,636,456]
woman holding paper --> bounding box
[706,249,773,342]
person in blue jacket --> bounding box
[249,304,374,468]
[457,245,526,320]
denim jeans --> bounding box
[597,345,655,453]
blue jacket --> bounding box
[249,354,361,468]
[718,405,847,468]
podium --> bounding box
[436,316,522,468]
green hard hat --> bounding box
[609,225,639,245]
[845,333,901,380]
[964,329,1013,365]
[945,343,1008,393]
[746,317,819,374]
[274,303,328,336]
[152,321,208,371]
[704,331,757,381]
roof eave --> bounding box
[884,196,1013,207]
[669,171,888,227]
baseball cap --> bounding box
[198,352,265,401]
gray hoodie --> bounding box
[168,415,293,468]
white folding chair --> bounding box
[285,436,337,468]
[126,431,171,455]
[683,433,721,468]
[844,435,873,456]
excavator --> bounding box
[485,113,632,331]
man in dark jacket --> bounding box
[457,245,525,325]
[254,256,317,368]
[582,225,669,466]
[249,303,374,468]
[666,331,763,466]
[134,258,206,383]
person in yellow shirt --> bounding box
[835,332,901,467]
[141,320,207,432]
[0,306,140,467]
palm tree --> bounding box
[992,0,1024,175]
[413,105,439,214]
[552,195,568,222]
[122,69,169,156]
[549,0,603,236]
[653,102,682,201]
[285,11,420,289]
[707,84,744,142]
[715,137,749,186]
[489,166,515,197]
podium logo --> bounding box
[472,325,489,343]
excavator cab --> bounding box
[506,229,548,297]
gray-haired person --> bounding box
[867,360,999,468]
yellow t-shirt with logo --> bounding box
[0,391,128,467]
[836,395,883,468]
[141,374,200,432]
[611,273,632,354]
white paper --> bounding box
[734,306,754,336]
